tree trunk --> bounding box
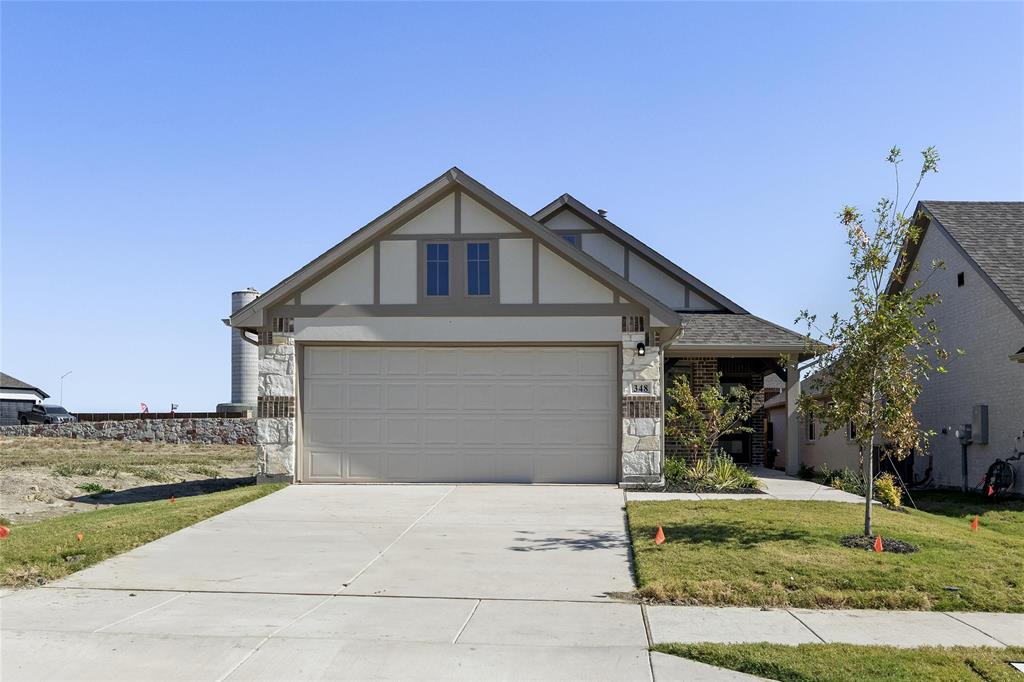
[864,433,874,536]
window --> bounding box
[426,243,449,296]
[562,234,579,247]
[848,421,857,440]
[466,242,491,296]
[807,413,816,441]
[957,271,965,287]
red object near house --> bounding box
[654,526,666,545]
[873,535,883,552]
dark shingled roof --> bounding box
[673,313,809,351]
[0,372,49,398]
[920,201,1024,317]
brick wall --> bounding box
[665,356,768,467]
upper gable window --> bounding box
[562,234,579,247]
[466,242,491,296]
[426,243,450,296]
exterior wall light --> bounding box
[636,342,646,356]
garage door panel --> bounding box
[346,349,382,375]
[384,349,420,375]
[461,418,496,445]
[423,350,459,375]
[385,384,419,410]
[309,451,343,478]
[301,346,617,483]
[424,417,458,445]
[306,417,343,446]
[346,383,381,410]
[461,384,496,410]
[306,348,343,376]
[424,384,460,411]
[347,417,381,445]
[385,417,418,444]
[498,384,534,411]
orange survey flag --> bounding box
[873,535,883,552]
[654,526,666,545]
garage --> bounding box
[300,345,618,483]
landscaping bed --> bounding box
[654,643,1024,682]
[0,437,257,523]
[0,482,284,587]
[628,497,1024,611]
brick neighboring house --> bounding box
[0,372,49,426]
[229,169,811,485]
[891,201,1024,494]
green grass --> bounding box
[0,483,284,587]
[75,483,115,495]
[654,643,1024,682]
[627,496,1024,611]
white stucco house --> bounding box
[889,201,1024,494]
[229,169,810,485]
[0,372,49,426]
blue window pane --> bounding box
[427,243,449,296]
[467,242,490,295]
[562,234,578,246]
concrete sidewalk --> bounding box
[646,605,1024,648]
[627,467,866,503]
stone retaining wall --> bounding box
[0,418,256,445]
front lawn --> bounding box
[654,643,1024,682]
[628,497,1024,611]
[0,482,284,587]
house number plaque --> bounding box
[630,381,652,395]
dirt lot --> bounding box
[0,437,257,524]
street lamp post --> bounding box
[59,371,72,406]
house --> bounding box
[890,201,1024,494]
[229,169,810,485]
[0,372,49,426]
[764,375,861,474]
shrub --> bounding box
[664,457,689,485]
[797,464,816,480]
[874,472,903,507]
[665,453,759,492]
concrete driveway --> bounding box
[3,485,746,681]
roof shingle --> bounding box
[920,201,1024,316]
[673,313,809,351]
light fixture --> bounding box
[636,342,646,356]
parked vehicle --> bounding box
[18,404,77,425]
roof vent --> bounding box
[597,209,608,218]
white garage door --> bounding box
[300,346,618,483]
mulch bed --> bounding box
[662,485,766,494]
[840,535,919,553]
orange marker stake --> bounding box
[654,526,666,545]
[873,535,883,552]
[76,533,84,542]
[0,526,9,539]
[970,516,979,532]
[170,496,176,504]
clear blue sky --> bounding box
[3,2,1022,411]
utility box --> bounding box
[972,404,989,445]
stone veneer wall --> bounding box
[257,334,296,477]
[620,330,664,483]
[665,356,767,467]
[0,418,255,444]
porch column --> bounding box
[784,353,801,475]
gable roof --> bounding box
[894,201,1024,323]
[532,194,748,314]
[0,372,49,399]
[230,168,680,329]
[672,313,811,356]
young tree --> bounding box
[665,372,759,461]
[797,146,956,536]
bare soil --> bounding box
[0,437,257,524]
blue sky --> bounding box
[3,2,1022,411]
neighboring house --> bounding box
[890,201,1024,494]
[229,169,810,485]
[0,372,49,426]
[764,376,861,474]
